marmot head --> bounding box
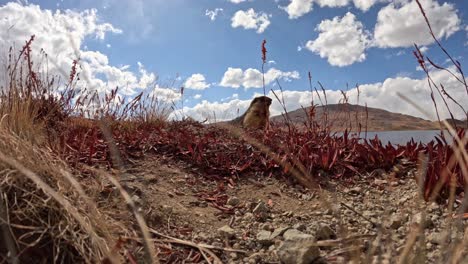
[242,96,272,129]
[251,96,272,107]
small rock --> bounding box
[387,215,403,229]
[268,244,276,251]
[349,186,363,195]
[227,196,240,206]
[412,212,434,228]
[427,202,439,213]
[301,193,314,201]
[315,224,336,241]
[131,194,142,204]
[253,202,269,221]
[196,232,209,240]
[428,231,448,245]
[293,223,307,232]
[261,223,274,231]
[282,211,294,217]
[283,229,314,241]
[426,242,432,249]
[256,230,273,245]
[243,213,254,221]
[271,226,291,239]
[363,210,375,218]
[248,257,258,264]
[398,197,408,205]
[218,225,236,239]
[277,240,321,264]
[212,241,224,248]
[161,205,173,214]
[229,252,238,260]
[374,179,388,185]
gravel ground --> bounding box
[126,157,467,263]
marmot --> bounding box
[229,96,272,129]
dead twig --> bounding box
[340,202,380,228]
[314,234,376,247]
[149,228,224,264]
[88,167,158,264]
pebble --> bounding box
[218,225,236,239]
[227,196,241,206]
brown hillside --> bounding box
[270,104,466,131]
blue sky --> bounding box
[0,0,467,121]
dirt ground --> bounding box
[113,155,466,263]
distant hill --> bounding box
[437,118,468,129]
[270,104,467,131]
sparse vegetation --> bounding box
[0,1,466,263]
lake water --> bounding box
[345,130,460,145]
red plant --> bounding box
[261,39,267,64]
[5,35,466,206]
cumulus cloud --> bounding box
[0,3,172,99]
[219,67,300,89]
[280,0,314,19]
[315,0,349,8]
[465,25,468,46]
[180,68,467,122]
[352,0,380,11]
[374,0,460,48]
[205,8,223,21]
[231,8,271,33]
[280,0,386,18]
[229,0,248,3]
[305,12,370,67]
[172,98,253,122]
[184,74,211,90]
[150,85,182,102]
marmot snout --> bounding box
[230,96,272,130]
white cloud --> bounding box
[180,68,467,122]
[0,3,176,100]
[219,68,244,88]
[374,0,460,48]
[305,12,370,67]
[184,74,211,90]
[315,0,349,8]
[229,0,248,3]
[352,0,380,11]
[279,0,385,17]
[280,0,314,19]
[194,94,202,99]
[205,8,223,21]
[231,8,271,33]
[464,25,468,46]
[172,99,251,122]
[220,67,300,89]
[150,85,182,102]
[419,46,429,53]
